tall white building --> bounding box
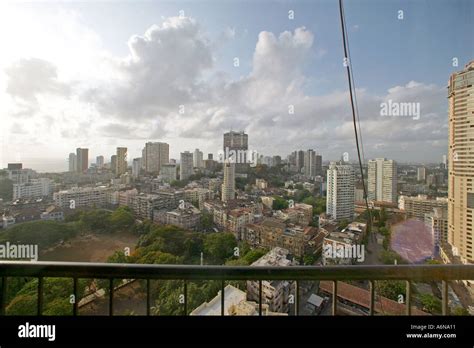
[68,153,76,172]
[143,142,169,174]
[193,149,204,168]
[180,151,194,181]
[326,162,355,221]
[221,161,236,202]
[303,149,321,178]
[367,158,397,203]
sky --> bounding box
[0,0,473,172]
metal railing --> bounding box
[0,261,473,316]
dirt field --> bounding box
[40,232,139,262]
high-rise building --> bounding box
[193,149,204,168]
[326,162,355,221]
[442,154,448,170]
[76,148,89,173]
[68,153,76,172]
[160,163,177,183]
[208,153,213,160]
[110,155,117,174]
[96,156,104,169]
[132,158,141,179]
[304,149,321,178]
[180,151,194,181]
[116,147,128,176]
[296,150,305,172]
[221,161,236,202]
[417,167,426,182]
[367,158,397,203]
[223,131,248,173]
[143,142,169,174]
[448,60,474,264]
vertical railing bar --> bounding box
[258,280,263,316]
[73,277,78,316]
[369,280,375,316]
[295,280,300,316]
[405,280,411,316]
[183,280,188,316]
[146,279,151,316]
[37,277,43,316]
[0,277,7,316]
[109,278,114,316]
[332,280,337,316]
[442,280,449,316]
[221,280,225,316]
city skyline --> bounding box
[1,0,473,172]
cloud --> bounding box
[87,16,214,121]
[5,58,70,104]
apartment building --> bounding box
[398,194,448,220]
[53,186,110,209]
[247,248,296,314]
[326,162,355,221]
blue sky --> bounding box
[0,0,473,171]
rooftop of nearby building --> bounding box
[190,285,246,316]
[251,247,293,267]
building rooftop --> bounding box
[190,285,246,316]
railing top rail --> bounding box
[0,261,473,281]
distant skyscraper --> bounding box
[76,148,88,173]
[442,154,448,169]
[326,162,355,221]
[110,155,117,174]
[144,142,169,174]
[96,156,104,169]
[160,163,177,183]
[193,149,204,168]
[417,167,426,182]
[367,158,397,203]
[222,161,236,202]
[132,158,141,179]
[223,130,248,173]
[68,153,76,172]
[296,150,305,172]
[116,147,128,176]
[304,149,320,178]
[448,60,474,264]
[208,153,213,160]
[180,151,194,181]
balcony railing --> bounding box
[0,261,473,316]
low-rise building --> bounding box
[40,205,64,221]
[154,202,201,230]
[398,195,448,220]
[190,285,286,316]
[53,186,110,209]
[322,222,366,265]
[247,248,296,314]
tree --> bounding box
[272,197,289,210]
[0,177,13,201]
[203,233,237,264]
[377,280,406,301]
[109,206,134,231]
[418,293,442,314]
[338,219,349,230]
[452,307,469,315]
